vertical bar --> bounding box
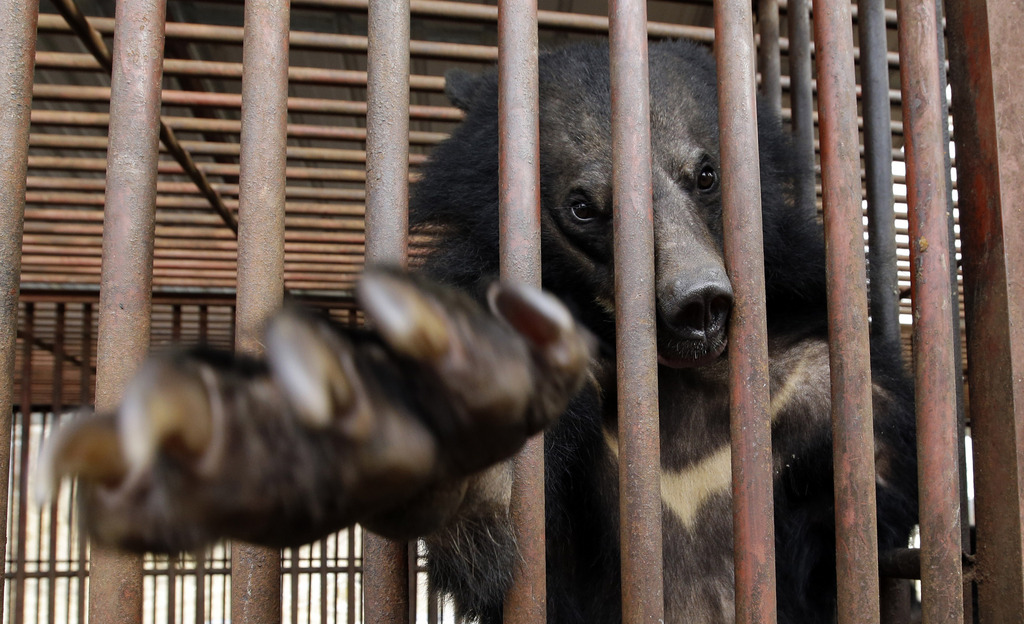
[171,304,182,342]
[199,304,208,344]
[811,0,881,620]
[757,0,782,115]
[0,3,39,619]
[15,303,34,624]
[928,1,972,618]
[231,0,290,622]
[48,304,65,624]
[497,0,545,621]
[897,0,966,619]
[77,303,91,624]
[363,0,411,621]
[607,2,663,624]
[347,529,356,624]
[880,578,912,624]
[90,0,168,620]
[943,0,1024,619]
[786,0,816,212]
[713,1,777,623]
[858,0,900,346]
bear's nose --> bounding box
[669,281,733,341]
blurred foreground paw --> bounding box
[37,269,591,552]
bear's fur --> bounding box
[409,40,918,624]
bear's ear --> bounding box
[444,68,483,112]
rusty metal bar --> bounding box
[757,0,782,115]
[0,1,38,618]
[47,303,64,624]
[37,51,446,92]
[786,0,816,212]
[32,83,463,123]
[713,0,776,622]
[858,0,899,346]
[296,0,716,40]
[89,0,168,620]
[928,1,972,617]
[880,578,912,624]
[76,302,90,624]
[49,0,237,234]
[607,2,663,624]
[898,0,965,618]
[14,303,34,624]
[496,0,545,621]
[28,109,447,145]
[229,0,291,622]
[362,0,412,619]
[943,0,1024,619]
[811,0,881,620]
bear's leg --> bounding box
[37,269,591,553]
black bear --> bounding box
[39,39,918,624]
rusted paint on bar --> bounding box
[607,2,663,623]
[785,0,816,213]
[943,0,1024,619]
[756,0,781,115]
[497,0,545,621]
[713,0,777,622]
[0,2,39,618]
[858,0,899,347]
[230,0,290,621]
[89,0,167,620]
[363,0,412,621]
[810,0,881,620]
[897,0,965,619]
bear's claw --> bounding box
[37,270,592,552]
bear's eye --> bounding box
[697,163,718,192]
[568,194,602,223]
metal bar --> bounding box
[897,0,965,618]
[47,303,64,624]
[362,0,412,620]
[607,2,663,623]
[77,303,90,624]
[30,83,459,122]
[296,0,715,40]
[89,0,167,620]
[230,0,291,620]
[757,0,782,114]
[943,0,1024,618]
[880,578,912,624]
[36,12,715,57]
[785,0,816,212]
[928,0,972,617]
[14,303,34,624]
[496,0,545,621]
[347,529,356,624]
[713,0,776,622]
[28,109,447,145]
[858,0,899,346]
[811,0,881,620]
[49,0,237,234]
[0,2,39,618]
[36,51,446,92]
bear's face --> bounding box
[535,44,733,369]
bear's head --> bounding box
[412,39,827,368]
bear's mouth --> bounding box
[655,331,728,369]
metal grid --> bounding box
[0,0,1019,622]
